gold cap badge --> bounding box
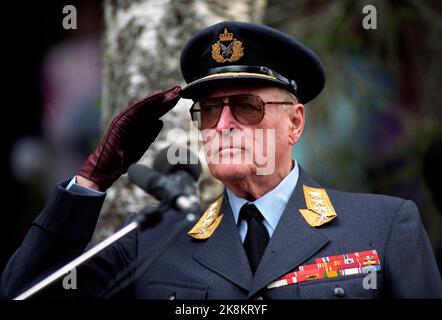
[299,185,337,227]
[211,28,244,63]
[188,196,224,239]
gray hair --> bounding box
[277,88,299,111]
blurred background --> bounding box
[1,0,441,275]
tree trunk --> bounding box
[94,0,266,242]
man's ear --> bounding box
[288,103,305,145]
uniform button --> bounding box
[254,296,264,300]
[169,294,176,300]
[333,287,345,297]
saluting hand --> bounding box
[76,86,182,191]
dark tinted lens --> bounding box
[230,95,264,125]
[199,100,222,128]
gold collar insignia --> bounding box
[211,28,244,63]
[188,195,224,239]
[299,185,337,227]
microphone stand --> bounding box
[14,202,197,300]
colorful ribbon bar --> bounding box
[314,250,378,263]
[267,249,381,289]
[267,265,381,289]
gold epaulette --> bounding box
[299,185,337,227]
[188,196,224,239]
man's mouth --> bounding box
[218,146,245,152]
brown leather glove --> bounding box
[77,86,182,191]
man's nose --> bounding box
[215,104,238,132]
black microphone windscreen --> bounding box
[128,164,161,191]
[152,145,202,181]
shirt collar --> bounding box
[226,160,299,231]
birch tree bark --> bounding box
[94,0,266,241]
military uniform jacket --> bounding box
[1,168,441,299]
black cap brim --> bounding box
[181,72,291,99]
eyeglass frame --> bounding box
[189,93,295,129]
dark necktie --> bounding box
[239,203,269,274]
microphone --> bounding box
[128,145,202,213]
[152,144,201,180]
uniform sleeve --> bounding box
[0,179,135,299]
[384,200,442,298]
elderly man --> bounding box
[1,21,441,300]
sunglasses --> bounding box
[189,94,294,129]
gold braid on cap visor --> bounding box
[186,72,278,86]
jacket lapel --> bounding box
[248,167,330,297]
[193,193,252,291]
